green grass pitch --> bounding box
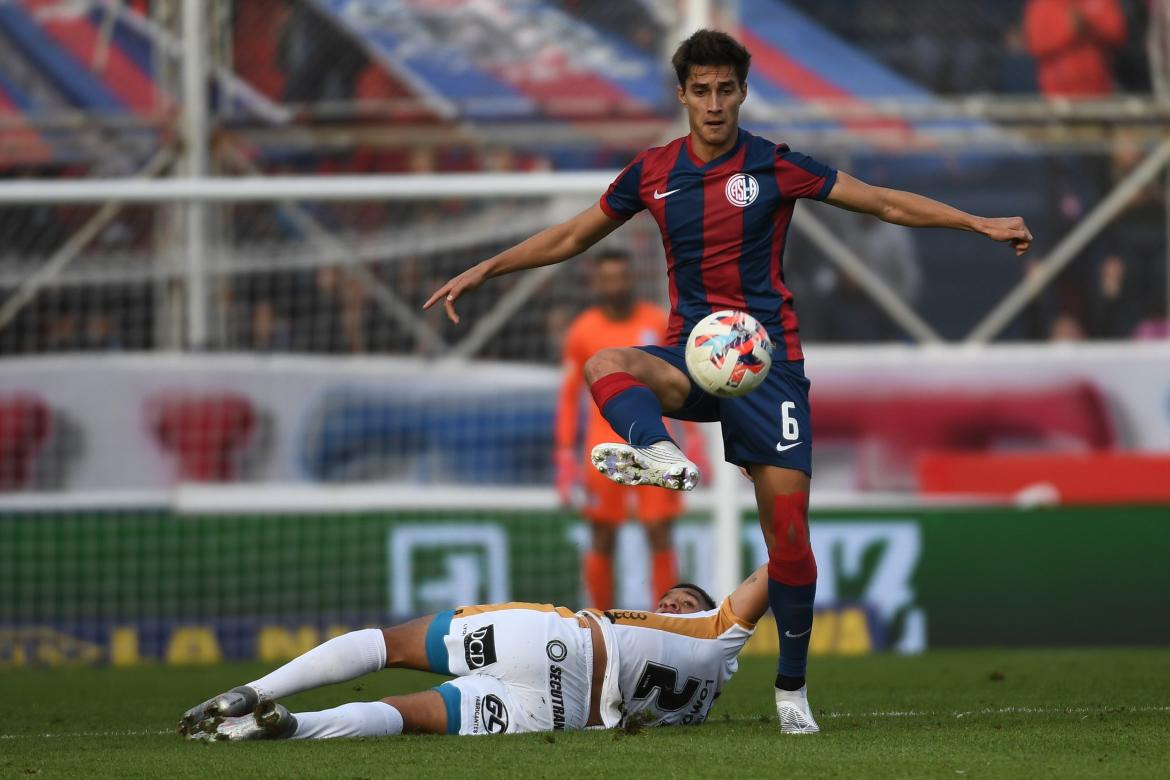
[2,649,1168,778]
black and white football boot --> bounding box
[186,700,297,742]
[178,685,260,737]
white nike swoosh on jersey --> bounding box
[653,188,681,199]
[775,441,804,452]
[784,628,812,639]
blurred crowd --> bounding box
[0,0,1167,359]
[232,0,669,111]
[259,0,1159,103]
[1022,130,1169,342]
[257,0,1160,101]
[792,0,1155,96]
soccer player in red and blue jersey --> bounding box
[426,29,1033,733]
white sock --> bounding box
[247,628,387,700]
[291,701,404,739]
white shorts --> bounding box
[427,603,594,735]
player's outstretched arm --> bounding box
[825,171,1033,256]
[727,564,770,624]
[424,202,623,324]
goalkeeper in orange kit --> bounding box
[556,250,705,610]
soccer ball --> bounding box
[685,310,774,397]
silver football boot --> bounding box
[178,685,259,737]
[186,700,297,742]
[590,440,699,491]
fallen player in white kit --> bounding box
[178,562,809,740]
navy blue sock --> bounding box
[591,373,672,447]
[768,578,816,688]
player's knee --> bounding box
[591,523,617,555]
[766,492,817,584]
[381,692,447,735]
[646,522,673,551]
[381,627,402,666]
[583,348,631,385]
[381,616,432,669]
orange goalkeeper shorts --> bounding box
[582,461,681,525]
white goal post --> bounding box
[0,173,617,204]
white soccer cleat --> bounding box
[186,700,296,742]
[590,441,699,491]
[775,686,820,734]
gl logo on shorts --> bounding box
[463,624,498,670]
[546,640,567,662]
[724,173,759,207]
[482,694,509,734]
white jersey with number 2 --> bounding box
[581,598,756,728]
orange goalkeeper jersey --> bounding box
[556,302,668,455]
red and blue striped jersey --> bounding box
[599,129,837,361]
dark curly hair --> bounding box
[671,29,751,88]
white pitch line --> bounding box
[0,728,173,740]
[0,706,1166,740]
[821,704,1170,720]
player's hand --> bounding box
[555,448,578,506]
[423,262,491,324]
[980,217,1033,256]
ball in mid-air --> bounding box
[685,310,773,397]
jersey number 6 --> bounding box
[780,401,799,441]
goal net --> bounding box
[0,173,768,666]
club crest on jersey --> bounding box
[724,173,759,207]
